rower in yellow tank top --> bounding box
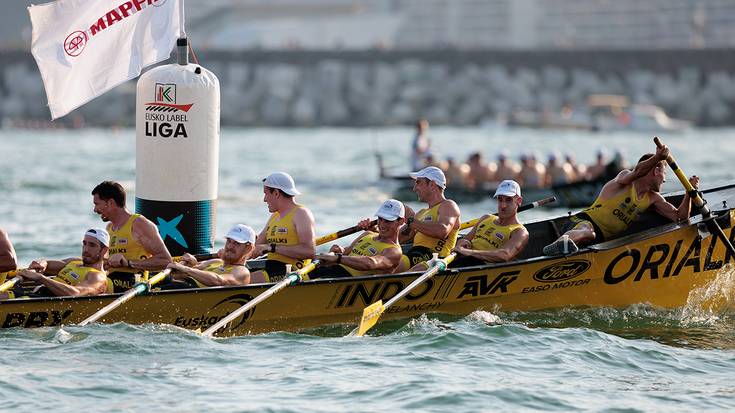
[582,183,651,240]
[107,214,153,273]
[470,215,525,251]
[413,202,459,257]
[341,233,399,276]
[56,260,113,294]
[264,205,311,268]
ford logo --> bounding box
[533,260,591,283]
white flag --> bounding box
[29,0,181,119]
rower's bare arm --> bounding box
[181,266,251,286]
[617,146,668,186]
[412,201,460,239]
[39,271,107,297]
[0,229,17,272]
[29,259,71,275]
[464,228,529,263]
[651,176,698,222]
[273,208,316,260]
[462,215,487,244]
[340,246,402,271]
[130,218,173,270]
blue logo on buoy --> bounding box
[157,214,188,248]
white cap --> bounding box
[263,171,301,196]
[85,228,110,247]
[494,180,521,198]
[375,199,405,221]
[225,224,256,244]
[409,166,446,189]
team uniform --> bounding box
[262,205,311,282]
[311,233,401,278]
[453,215,525,267]
[565,184,652,243]
[7,260,110,299]
[106,214,152,292]
[401,202,459,269]
[165,261,245,289]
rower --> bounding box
[163,224,255,288]
[0,228,111,300]
[517,152,546,189]
[250,172,316,283]
[452,180,529,267]
[544,144,699,256]
[495,150,521,182]
[92,181,172,292]
[311,199,404,278]
[0,227,17,273]
[394,166,461,273]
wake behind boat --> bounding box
[3,183,734,336]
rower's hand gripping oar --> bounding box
[356,196,556,337]
[78,269,172,326]
[458,196,556,230]
[201,260,321,337]
[654,136,735,256]
[0,270,21,293]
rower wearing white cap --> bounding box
[311,199,405,278]
[395,166,461,273]
[164,224,256,287]
[1,228,112,300]
[451,180,529,267]
[250,172,316,283]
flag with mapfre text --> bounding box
[29,0,181,119]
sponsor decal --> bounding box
[604,227,735,285]
[2,310,73,328]
[333,279,436,308]
[115,238,128,245]
[144,83,192,138]
[522,278,591,293]
[276,228,288,234]
[173,293,255,330]
[533,260,591,283]
[64,0,169,58]
[495,232,505,240]
[68,271,80,280]
[457,271,519,298]
[368,246,378,255]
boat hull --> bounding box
[2,210,733,336]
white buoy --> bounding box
[135,38,220,256]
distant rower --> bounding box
[92,181,172,292]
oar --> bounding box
[0,270,20,293]
[654,137,735,256]
[316,220,377,245]
[201,260,321,337]
[356,195,556,337]
[78,269,172,326]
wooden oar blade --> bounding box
[356,300,385,337]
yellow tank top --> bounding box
[341,233,399,276]
[186,261,242,288]
[107,214,153,273]
[470,215,525,251]
[57,260,111,294]
[583,184,652,239]
[413,202,459,257]
[265,205,312,269]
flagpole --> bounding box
[179,0,186,38]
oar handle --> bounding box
[202,260,321,337]
[316,220,377,246]
[0,276,20,294]
[173,253,219,263]
[654,137,707,213]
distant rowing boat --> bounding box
[2,183,734,336]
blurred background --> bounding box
[2,0,735,128]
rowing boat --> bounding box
[2,183,734,336]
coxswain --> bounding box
[311,199,404,278]
[544,144,699,255]
[250,172,316,283]
[92,181,172,292]
[452,180,529,267]
[395,166,461,273]
[164,224,255,288]
[0,228,111,300]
